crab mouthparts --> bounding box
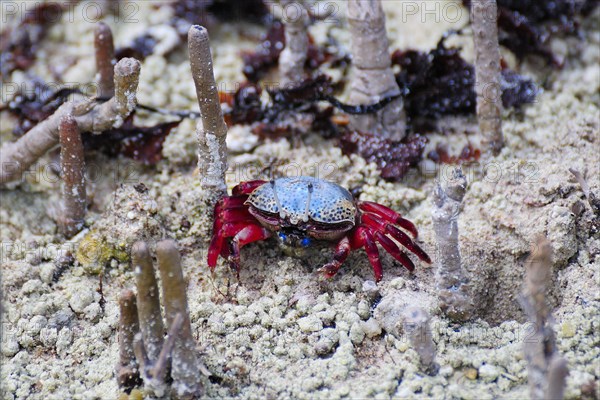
[277,229,312,249]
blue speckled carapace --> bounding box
[246,177,357,226]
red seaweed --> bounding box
[3,83,183,165]
[1,2,64,77]
[114,34,158,61]
[427,143,481,164]
[393,40,475,121]
[463,0,597,65]
[172,0,268,29]
[222,82,264,126]
[222,76,344,139]
[242,20,286,82]
[1,82,79,136]
[82,113,182,165]
[392,37,537,127]
[241,20,340,83]
[339,131,427,181]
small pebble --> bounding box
[21,279,42,295]
[27,315,48,335]
[362,318,382,338]
[357,300,371,320]
[362,280,380,302]
[464,368,478,380]
[56,328,73,353]
[479,364,500,382]
[83,303,102,322]
[349,322,365,344]
[1,336,20,357]
[40,327,58,347]
[314,328,339,355]
[48,309,75,329]
[373,294,404,338]
[69,285,95,313]
[561,322,576,338]
[39,264,55,284]
[237,311,257,326]
[439,365,454,377]
[297,316,323,333]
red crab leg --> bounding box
[232,180,267,195]
[385,224,431,263]
[361,212,431,263]
[351,227,383,282]
[373,231,415,272]
[320,236,351,278]
[215,196,248,213]
[227,225,272,271]
[358,201,418,238]
[208,221,255,269]
[213,208,256,231]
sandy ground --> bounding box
[1,1,599,399]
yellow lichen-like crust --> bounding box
[75,230,129,274]
[246,177,357,225]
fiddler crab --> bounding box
[208,176,431,282]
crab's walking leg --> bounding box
[385,224,431,263]
[361,212,431,263]
[351,227,383,282]
[321,236,352,278]
[358,201,418,238]
[232,180,267,195]
[373,231,415,272]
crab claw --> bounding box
[319,236,352,279]
[208,195,272,274]
[320,261,342,279]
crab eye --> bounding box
[300,238,311,247]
